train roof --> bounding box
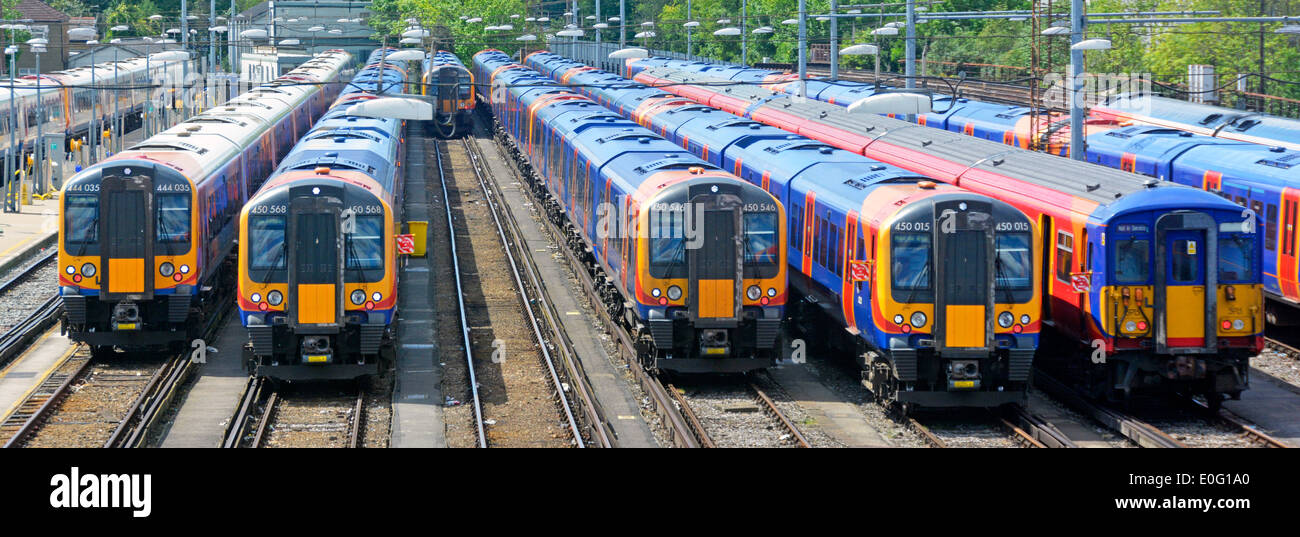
[641,66,1223,209]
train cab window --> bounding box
[649,209,687,279]
[995,233,1033,290]
[891,233,932,291]
[65,194,99,244]
[1112,238,1150,283]
[248,216,287,281]
[1267,204,1278,251]
[345,215,385,281]
[156,194,191,244]
[1218,235,1254,283]
[1055,231,1075,283]
[1171,240,1199,283]
[743,212,779,278]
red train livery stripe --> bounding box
[841,211,860,329]
[1281,187,1300,300]
[1202,170,1222,191]
[1120,152,1136,173]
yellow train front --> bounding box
[421,51,475,136]
[235,59,406,381]
[57,51,351,353]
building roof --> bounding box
[16,0,70,23]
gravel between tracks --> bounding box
[1252,349,1300,389]
[439,139,569,447]
[0,262,56,333]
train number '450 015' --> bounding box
[996,221,1031,232]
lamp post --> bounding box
[110,26,129,153]
[31,42,44,195]
[4,44,14,212]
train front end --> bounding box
[1091,188,1263,402]
[869,192,1040,407]
[636,170,787,373]
[237,174,397,381]
[59,160,200,351]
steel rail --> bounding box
[459,136,585,447]
[434,137,488,448]
[482,115,702,448]
[461,131,615,447]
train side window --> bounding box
[1267,203,1278,251]
[818,217,829,268]
[1055,230,1074,283]
[829,224,840,276]
[1234,195,1247,207]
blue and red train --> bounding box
[524,51,1043,407]
[58,50,353,354]
[235,50,408,380]
[473,49,788,374]
[611,55,1263,404]
[626,58,1300,323]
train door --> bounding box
[287,185,345,341]
[687,184,742,324]
[1155,213,1217,353]
[934,200,994,352]
[99,165,154,302]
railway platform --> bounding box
[1224,368,1300,447]
[0,330,75,429]
[390,125,446,449]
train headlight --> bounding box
[893,314,905,325]
[1020,314,1031,325]
[667,286,682,301]
[180,264,190,274]
[267,290,283,306]
[250,293,262,303]
[1232,319,1245,331]
[1124,320,1136,332]
[746,285,761,301]
[372,292,382,302]
[651,288,661,298]
[65,265,75,275]
[160,262,175,277]
[351,289,366,305]
[997,311,1014,328]
[767,287,777,297]
[80,263,96,278]
[910,311,927,328]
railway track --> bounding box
[2,348,196,448]
[1265,336,1300,359]
[224,378,368,449]
[0,251,60,369]
[663,376,812,448]
[450,126,605,447]
[0,347,92,446]
[482,114,710,448]
[1034,369,1186,448]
